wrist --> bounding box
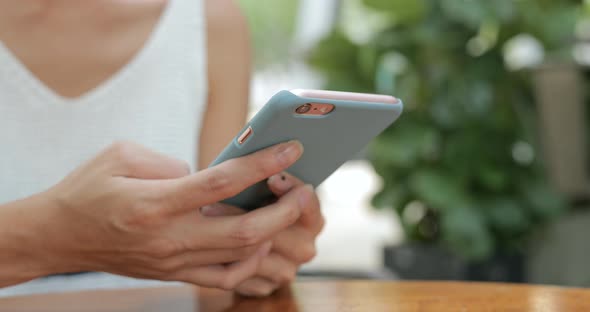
[30,190,91,274]
[0,192,82,286]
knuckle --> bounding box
[107,141,140,170]
[203,169,234,198]
[166,159,191,178]
[233,245,259,259]
[218,273,241,291]
[258,157,281,178]
[146,239,182,259]
[297,243,317,263]
[121,203,164,228]
[155,186,183,216]
[277,267,297,284]
[107,141,134,159]
[177,160,191,175]
[284,203,302,224]
[155,258,183,274]
[242,154,281,181]
[261,154,286,178]
[231,216,263,246]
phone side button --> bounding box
[237,126,253,145]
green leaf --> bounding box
[375,51,410,95]
[308,31,374,92]
[441,131,482,176]
[357,45,379,83]
[408,169,471,211]
[463,80,494,117]
[390,67,421,109]
[441,206,494,260]
[476,165,510,192]
[541,6,579,50]
[308,32,358,73]
[370,119,439,168]
[522,180,567,221]
[362,0,428,24]
[519,3,579,51]
[430,95,460,128]
[483,198,530,235]
[440,0,516,29]
[371,184,411,213]
[440,0,488,29]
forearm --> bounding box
[0,193,68,287]
[199,0,250,169]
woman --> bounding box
[0,0,324,297]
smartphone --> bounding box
[209,89,403,210]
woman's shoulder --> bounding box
[205,0,248,35]
[204,0,250,73]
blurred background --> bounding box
[239,0,590,286]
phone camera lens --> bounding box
[295,104,312,114]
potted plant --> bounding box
[308,0,578,281]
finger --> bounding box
[235,277,279,297]
[161,244,263,269]
[272,228,318,264]
[270,173,324,235]
[171,242,272,290]
[107,244,264,279]
[160,140,303,215]
[267,172,304,197]
[194,185,314,249]
[103,141,190,179]
[297,190,324,236]
[200,203,244,217]
[255,252,298,285]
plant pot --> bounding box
[527,209,590,286]
[383,244,525,282]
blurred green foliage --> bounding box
[308,0,581,260]
[238,0,300,68]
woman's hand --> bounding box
[3,140,312,289]
[201,172,325,297]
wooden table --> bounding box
[1,281,590,311]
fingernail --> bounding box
[200,203,243,217]
[268,173,293,192]
[276,141,303,165]
[298,184,314,207]
[200,205,215,215]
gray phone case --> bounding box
[209,90,403,210]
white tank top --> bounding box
[0,0,207,204]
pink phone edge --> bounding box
[290,89,399,104]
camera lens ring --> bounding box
[295,103,312,114]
